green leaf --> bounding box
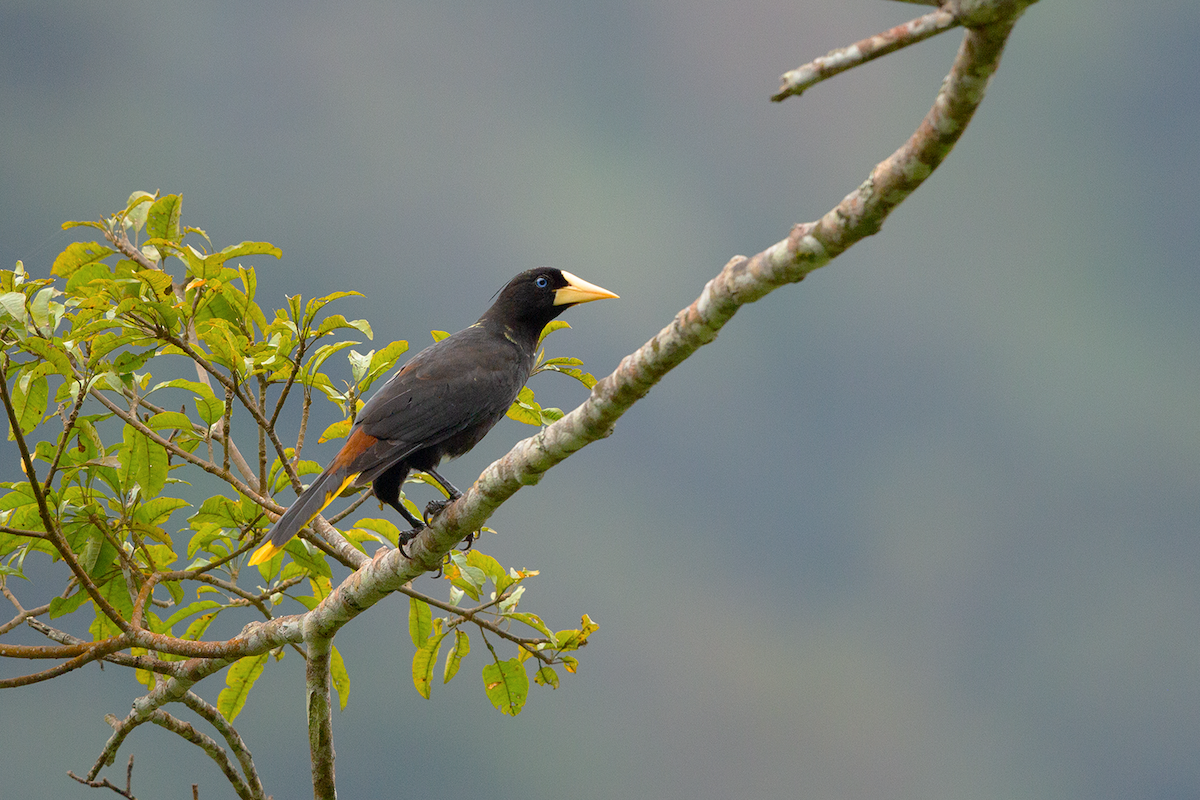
[123,191,155,232]
[65,261,117,295]
[146,194,182,244]
[315,314,373,339]
[506,385,543,425]
[160,600,222,631]
[17,337,73,379]
[348,349,372,382]
[217,652,268,722]
[412,626,447,700]
[349,517,403,547]
[537,319,571,345]
[0,292,28,327]
[533,665,559,689]
[182,611,218,641]
[362,340,409,390]
[503,611,553,639]
[89,574,134,640]
[134,268,175,299]
[146,411,195,431]
[30,286,57,331]
[302,291,363,328]
[408,596,432,647]
[305,340,360,379]
[280,539,332,578]
[9,372,48,437]
[429,330,450,342]
[464,550,506,588]
[121,424,168,499]
[186,241,282,281]
[149,378,224,425]
[48,590,89,619]
[482,658,529,716]
[538,356,584,367]
[331,645,350,710]
[445,551,485,601]
[51,241,114,278]
[112,348,157,375]
[563,366,599,389]
[443,629,469,684]
[318,418,352,443]
[188,495,244,530]
[555,613,600,652]
[132,497,190,528]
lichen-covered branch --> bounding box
[304,633,337,800]
[773,8,959,101]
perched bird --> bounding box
[248,268,618,566]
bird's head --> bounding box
[483,267,618,333]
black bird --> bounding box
[248,268,617,566]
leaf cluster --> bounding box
[0,192,600,788]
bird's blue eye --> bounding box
[535,276,548,288]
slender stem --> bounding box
[773,9,959,101]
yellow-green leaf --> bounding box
[444,629,469,684]
[482,658,529,716]
[9,373,48,437]
[408,596,432,647]
[331,645,350,710]
[537,319,570,346]
[533,665,559,689]
[161,600,222,632]
[147,411,195,431]
[318,418,352,443]
[412,628,447,699]
[146,194,182,244]
[122,424,168,499]
[51,241,114,278]
[217,652,268,721]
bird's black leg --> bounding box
[421,467,462,524]
[422,467,478,551]
[373,468,424,558]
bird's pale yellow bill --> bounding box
[554,271,619,306]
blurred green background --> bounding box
[3,2,1198,798]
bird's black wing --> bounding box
[346,326,529,479]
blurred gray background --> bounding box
[3,2,1198,798]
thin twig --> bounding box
[181,691,265,799]
[69,753,137,800]
[0,634,134,688]
[147,709,258,800]
[401,586,558,664]
[773,8,959,101]
[41,368,90,493]
[23,617,187,677]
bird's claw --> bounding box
[423,498,452,526]
[397,524,425,559]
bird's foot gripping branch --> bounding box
[0,192,604,792]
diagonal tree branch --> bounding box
[396,9,1031,573]
[275,35,1039,798]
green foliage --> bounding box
[0,191,597,731]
